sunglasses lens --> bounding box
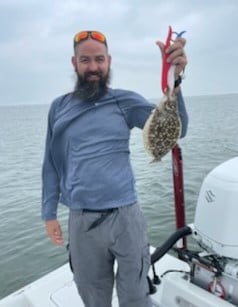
[91,31,105,43]
[74,31,107,47]
[74,31,89,43]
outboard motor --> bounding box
[151,157,238,306]
[190,157,238,304]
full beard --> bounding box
[73,69,111,102]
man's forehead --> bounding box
[75,38,108,55]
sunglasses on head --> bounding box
[73,31,108,48]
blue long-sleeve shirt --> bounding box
[42,88,188,220]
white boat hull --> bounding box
[0,250,235,307]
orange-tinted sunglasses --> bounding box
[74,31,107,47]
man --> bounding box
[42,30,188,307]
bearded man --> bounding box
[42,30,188,307]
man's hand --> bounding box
[156,37,187,80]
[45,219,64,245]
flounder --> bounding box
[143,92,181,162]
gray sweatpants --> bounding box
[68,203,152,307]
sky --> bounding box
[0,0,238,105]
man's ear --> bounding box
[108,54,112,66]
[71,56,77,70]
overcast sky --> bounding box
[0,0,238,105]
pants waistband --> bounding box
[82,208,118,214]
[70,203,136,215]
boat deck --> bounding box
[0,253,188,307]
[0,251,236,307]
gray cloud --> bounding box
[0,0,238,105]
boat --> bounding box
[1,152,238,307]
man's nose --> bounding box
[88,60,98,71]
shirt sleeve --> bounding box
[116,90,155,129]
[116,90,188,137]
[41,101,60,221]
[176,90,189,137]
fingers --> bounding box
[166,38,186,62]
[45,220,64,245]
[166,38,187,75]
[156,37,187,76]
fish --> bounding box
[143,26,185,162]
[143,91,181,162]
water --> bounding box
[0,94,237,298]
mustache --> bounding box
[73,68,111,102]
[85,71,102,78]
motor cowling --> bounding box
[193,157,238,259]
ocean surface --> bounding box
[0,93,237,299]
